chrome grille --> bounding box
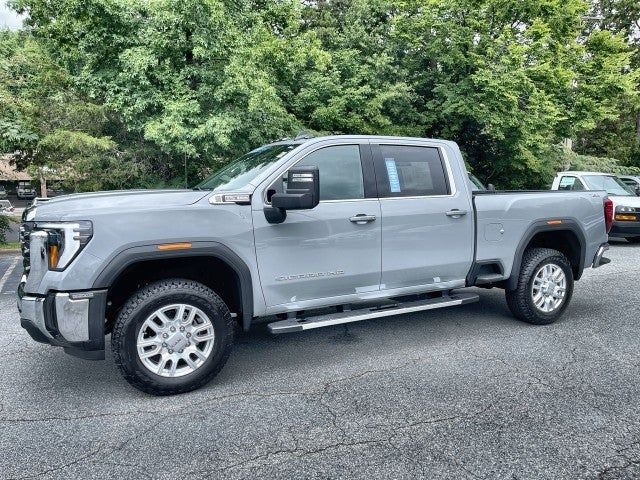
[19,221,35,277]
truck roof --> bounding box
[556,171,613,176]
[266,135,458,148]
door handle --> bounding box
[445,209,468,218]
[349,214,377,224]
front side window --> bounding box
[293,145,365,201]
[582,175,634,196]
[375,145,449,197]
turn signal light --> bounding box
[615,214,636,221]
[48,244,59,269]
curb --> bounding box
[0,250,20,256]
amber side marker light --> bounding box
[547,220,563,225]
[48,244,59,268]
[157,242,192,251]
[615,214,637,222]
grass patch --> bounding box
[0,242,20,251]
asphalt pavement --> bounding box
[1,241,640,479]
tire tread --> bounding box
[505,247,573,325]
[111,279,235,395]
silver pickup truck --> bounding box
[18,136,611,395]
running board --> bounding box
[267,291,479,334]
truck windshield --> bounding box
[582,175,635,196]
[195,144,296,191]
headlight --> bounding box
[37,221,93,270]
[616,206,637,213]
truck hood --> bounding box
[609,195,640,209]
[30,189,210,220]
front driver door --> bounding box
[252,141,381,310]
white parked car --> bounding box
[0,199,15,214]
[551,171,640,243]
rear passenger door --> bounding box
[371,141,474,291]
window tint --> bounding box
[558,176,584,191]
[375,145,449,197]
[295,145,364,201]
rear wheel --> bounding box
[627,237,640,244]
[505,248,574,325]
[111,279,235,395]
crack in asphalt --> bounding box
[5,447,105,480]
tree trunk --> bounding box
[39,169,47,198]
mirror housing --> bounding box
[487,183,496,192]
[264,166,320,224]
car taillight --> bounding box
[604,198,614,233]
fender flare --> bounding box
[506,219,587,291]
[92,241,254,331]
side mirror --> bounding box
[487,183,496,192]
[635,186,640,196]
[264,166,320,224]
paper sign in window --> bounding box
[385,158,401,193]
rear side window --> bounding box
[558,176,584,191]
[374,145,449,197]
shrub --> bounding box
[0,214,12,244]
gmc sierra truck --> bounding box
[18,136,612,395]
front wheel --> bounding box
[111,279,235,395]
[505,248,574,325]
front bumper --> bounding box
[610,221,640,238]
[18,290,107,360]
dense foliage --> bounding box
[1,0,639,190]
[0,214,12,243]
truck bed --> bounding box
[471,190,608,283]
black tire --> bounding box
[505,248,574,325]
[627,237,640,244]
[111,279,235,395]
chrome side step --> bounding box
[267,291,479,334]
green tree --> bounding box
[0,30,128,192]
[5,0,640,189]
[574,0,640,167]
[10,0,319,177]
[390,0,637,187]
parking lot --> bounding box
[1,241,639,479]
